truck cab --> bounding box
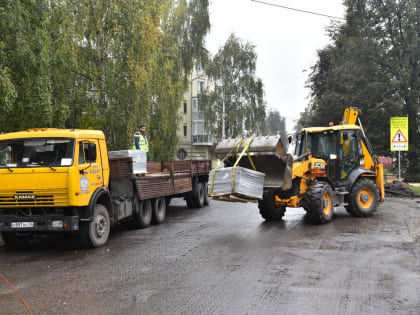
[0,128,111,247]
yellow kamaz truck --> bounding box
[0,128,210,248]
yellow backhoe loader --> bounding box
[212,108,384,223]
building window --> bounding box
[197,80,204,93]
[177,149,188,160]
[183,125,187,137]
[183,102,187,114]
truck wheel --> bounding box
[1,232,31,247]
[80,203,110,248]
[304,182,334,224]
[346,178,379,217]
[152,197,166,224]
[203,181,210,206]
[133,198,152,228]
[258,190,285,221]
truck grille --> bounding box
[0,189,69,207]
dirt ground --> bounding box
[0,197,419,314]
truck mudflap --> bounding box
[0,215,79,232]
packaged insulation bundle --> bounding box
[209,166,265,200]
[108,150,147,174]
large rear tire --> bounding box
[346,178,379,217]
[152,197,166,225]
[133,198,152,228]
[258,191,285,221]
[303,182,334,224]
[80,203,110,248]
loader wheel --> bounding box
[133,198,152,228]
[80,203,110,248]
[258,191,285,221]
[152,197,166,225]
[346,178,379,217]
[304,182,334,224]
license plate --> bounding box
[11,222,34,228]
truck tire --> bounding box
[203,181,210,206]
[80,203,110,248]
[258,190,285,221]
[152,197,166,224]
[133,198,152,228]
[346,178,379,217]
[304,182,334,224]
[186,181,205,208]
[1,232,31,247]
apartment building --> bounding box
[176,67,216,163]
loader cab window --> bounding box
[339,130,360,179]
[307,132,337,161]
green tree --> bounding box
[201,34,266,139]
[266,109,288,148]
[0,0,69,131]
[302,0,419,180]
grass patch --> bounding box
[408,184,420,194]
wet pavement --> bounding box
[1,197,419,314]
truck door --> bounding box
[77,140,102,205]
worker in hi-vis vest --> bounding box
[133,124,149,152]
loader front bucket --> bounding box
[215,136,293,190]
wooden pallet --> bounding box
[210,193,258,203]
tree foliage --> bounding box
[266,109,288,148]
[302,0,419,180]
[201,34,266,139]
[0,0,210,161]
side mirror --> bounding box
[329,154,337,160]
[87,143,97,161]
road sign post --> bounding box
[390,117,409,179]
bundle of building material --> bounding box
[208,166,265,201]
[108,150,147,174]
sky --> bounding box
[205,0,346,132]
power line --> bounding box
[250,0,345,21]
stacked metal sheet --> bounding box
[108,150,147,174]
[208,166,265,199]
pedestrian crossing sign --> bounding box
[390,117,408,151]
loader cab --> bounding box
[295,128,363,180]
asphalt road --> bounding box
[1,197,419,315]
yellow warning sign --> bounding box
[390,117,408,151]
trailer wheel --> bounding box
[346,178,379,217]
[133,198,152,228]
[304,182,334,224]
[152,197,166,224]
[80,203,110,248]
[258,190,285,221]
[1,232,31,247]
[203,181,210,206]
[186,181,205,208]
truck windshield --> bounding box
[0,138,75,168]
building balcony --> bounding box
[192,134,213,146]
